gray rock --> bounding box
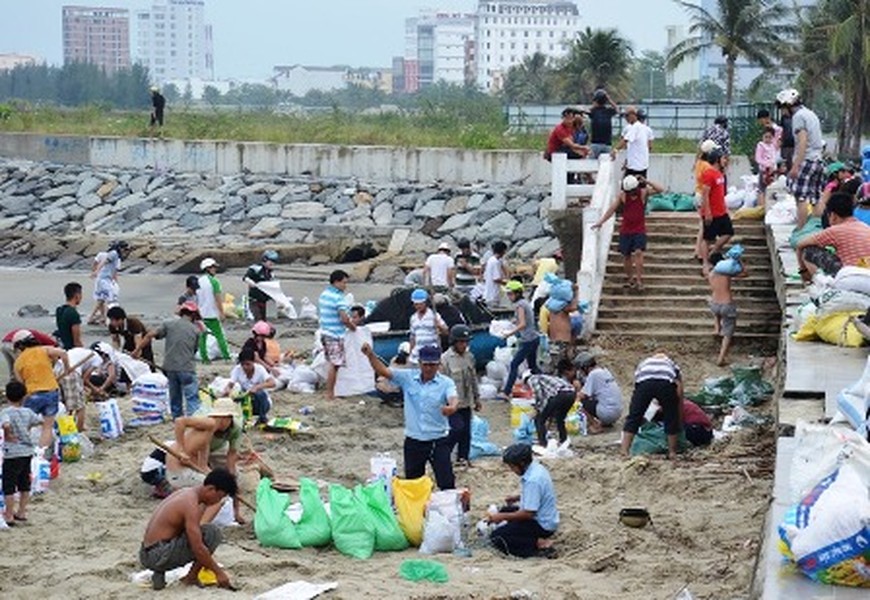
[506,196,526,212]
[514,237,551,257]
[270,186,293,204]
[83,204,114,226]
[11,179,45,196]
[332,195,356,214]
[192,202,223,215]
[392,193,416,210]
[276,228,308,244]
[369,264,405,284]
[134,219,178,235]
[438,212,473,233]
[444,195,468,216]
[237,182,269,197]
[280,202,329,220]
[139,207,164,221]
[218,179,245,196]
[535,237,562,258]
[415,188,443,205]
[77,177,102,197]
[65,204,86,220]
[248,203,280,219]
[374,188,396,205]
[478,212,517,240]
[516,200,540,217]
[372,202,393,226]
[246,193,269,210]
[221,197,245,218]
[46,195,79,212]
[416,200,445,219]
[178,212,204,230]
[250,217,284,237]
[513,216,544,241]
[77,193,102,210]
[474,195,505,222]
[0,215,29,230]
[115,191,147,211]
[187,187,224,205]
[128,174,151,194]
[144,185,176,202]
[146,175,173,194]
[466,193,486,210]
[40,183,79,200]
[392,210,414,225]
[5,195,35,216]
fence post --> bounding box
[550,153,567,211]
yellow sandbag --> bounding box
[733,205,765,220]
[815,312,866,347]
[793,315,819,341]
[392,476,433,546]
[222,293,237,319]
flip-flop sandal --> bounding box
[13,514,27,522]
[4,520,15,527]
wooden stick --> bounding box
[57,351,96,381]
[148,434,256,511]
[243,434,275,479]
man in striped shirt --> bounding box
[318,270,356,400]
[796,192,870,282]
[621,353,683,460]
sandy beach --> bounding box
[0,267,775,599]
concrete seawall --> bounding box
[0,132,751,193]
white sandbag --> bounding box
[96,398,124,439]
[791,301,817,333]
[493,346,514,365]
[253,581,338,600]
[488,320,514,339]
[207,376,238,398]
[299,297,318,320]
[832,266,870,296]
[485,360,507,384]
[835,356,870,435]
[787,421,869,502]
[196,333,222,362]
[814,288,870,318]
[420,490,463,555]
[116,352,151,382]
[211,496,239,527]
[765,194,797,225]
[334,327,376,397]
[256,280,298,319]
[479,382,498,400]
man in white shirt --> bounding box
[424,242,456,288]
[483,241,509,306]
[610,106,651,178]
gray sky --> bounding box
[0,0,690,79]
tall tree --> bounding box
[666,0,795,104]
[502,52,558,103]
[560,27,633,102]
[630,51,668,100]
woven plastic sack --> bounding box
[673,194,697,212]
[629,422,688,456]
[392,476,433,547]
[356,482,408,552]
[296,478,332,547]
[399,559,449,583]
[254,478,302,549]
[647,194,676,212]
[469,415,501,460]
[329,484,375,559]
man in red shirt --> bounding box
[796,192,870,282]
[544,107,588,161]
[699,149,734,275]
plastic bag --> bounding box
[513,411,537,444]
[399,559,449,583]
[254,478,302,549]
[730,365,773,406]
[469,415,501,460]
[836,356,870,435]
[485,360,507,384]
[299,297,318,320]
[647,194,676,212]
[392,476,433,547]
[629,422,688,456]
[329,484,375,559]
[357,482,408,552]
[296,477,332,547]
[712,257,743,275]
[832,266,870,296]
[96,398,124,439]
[420,491,463,555]
[778,463,870,587]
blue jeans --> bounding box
[165,370,199,419]
[503,338,541,395]
[26,389,60,417]
[249,390,271,422]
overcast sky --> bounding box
[0,0,690,79]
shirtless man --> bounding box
[140,468,237,590]
[546,284,578,367]
[707,250,748,366]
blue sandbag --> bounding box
[469,415,501,460]
[713,258,743,275]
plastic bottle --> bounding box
[577,411,588,436]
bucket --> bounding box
[510,398,536,428]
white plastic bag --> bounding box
[832,266,870,296]
[764,194,797,225]
[299,297,318,320]
[485,360,507,384]
[420,490,463,555]
[488,320,514,339]
[836,356,870,435]
[96,398,124,439]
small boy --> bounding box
[708,248,748,366]
[1,381,43,526]
[441,324,481,468]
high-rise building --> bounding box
[401,13,476,93]
[62,5,130,74]
[134,0,214,84]
[474,0,580,92]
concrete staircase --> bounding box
[594,212,782,342]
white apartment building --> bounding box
[402,13,475,92]
[474,0,580,92]
[134,0,213,84]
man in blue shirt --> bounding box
[362,343,458,490]
[318,270,356,400]
[486,443,559,558]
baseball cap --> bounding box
[410,288,429,303]
[252,320,271,336]
[179,301,200,316]
[622,175,639,191]
[438,241,451,251]
[825,161,847,177]
[200,257,218,271]
[418,345,442,364]
[699,139,719,154]
[398,341,411,355]
[574,351,596,369]
[504,280,524,293]
[208,397,239,418]
[12,329,34,344]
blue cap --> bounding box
[410,288,428,303]
[418,345,441,363]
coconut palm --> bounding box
[666,0,795,104]
[502,52,559,103]
[559,27,633,101]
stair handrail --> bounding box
[577,156,619,334]
[549,153,599,210]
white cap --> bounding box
[622,175,639,192]
[398,341,411,355]
[699,139,719,154]
[438,241,451,251]
[200,257,218,271]
[11,329,33,344]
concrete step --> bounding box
[600,284,777,298]
[596,321,782,336]
[601,273,775,287]
[604,263,772,276]
[597,305,781,319]
[599,294,779,307]
[607,249,770,261]
[636,232,769,245]
[592,328,781,340]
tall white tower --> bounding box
[134,0,213,84]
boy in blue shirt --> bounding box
[487,443,559,558]
[362,343,458,490]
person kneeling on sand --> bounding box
[486,443,559,558]
[575,351,623,434]
[525,360,577,447]
[140,468,238,591]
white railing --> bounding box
[550,153,619,334]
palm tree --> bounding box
[666,0,795,104]
[559,27,633,101]
[502,52,558,103]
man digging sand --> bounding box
[140,468,238,591]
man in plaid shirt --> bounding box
[526,358,578,446]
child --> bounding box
[1,381,43,525]
[176,275,199,312]
[708,248,748,366]
[487,443,559,558]
[593,174,664,291]
[526,358,577,446]
[441,324,480,468]
[755,127,778,206]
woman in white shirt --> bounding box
[227,348,276,424]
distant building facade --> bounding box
[0,54,41,71]
[399,13,476,93]
[271,65,347,97]
[134,0,214,84]
[62,5,130,74]
[474,0,580,92]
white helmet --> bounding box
[200,257,218,271]
[776,88,800,106]
[622,175,639,192]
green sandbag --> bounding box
[647,193,676,212]
[296,477,332,547]
[630,422,688,456]
[729,365,773,407]
[789,216,824,249]
[254,478,302,549]
[329,484,376,559]
[688,376,735,406]
[356,482,409,552]
[399,559,449,583]
[673,194,697,212]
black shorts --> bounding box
[581,397,598,418]
[703,214,734,241]
[2,455,32,495]
[618,233,647,256]
[625,167,647,178]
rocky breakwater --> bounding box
[0,159,559,278]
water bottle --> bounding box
[240,395,253,424]
[577,411,588,436]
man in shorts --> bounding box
[698,149,734,275]
[777,88,825,229]
[318,270,356,400]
